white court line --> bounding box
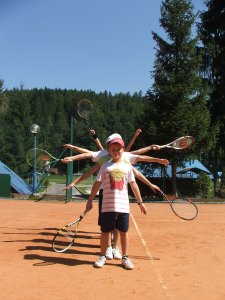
[131,213,174,300]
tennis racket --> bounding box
[52,209,88,253]
[77,99,93,129]
[159,136,194,150]
[26,148,66,171]
[160,191,198,221]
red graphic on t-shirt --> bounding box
[109,168,124,190]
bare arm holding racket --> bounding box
[130,144,161,155]
[86,180,102,211]
[130,136,194,155]
[89,129,104,150]
[132,167,162,193]
[63,163,100,190]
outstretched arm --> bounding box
[132,167,161,193]
[135,155,169,166]
[125,129,142,152]
[63,144,91,153]
[63,163,100,190]
[61,152,93,163]
[130,144,161,155]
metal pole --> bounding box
[66,116,73,200]
[33,134,37,193]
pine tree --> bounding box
[199,0,225,189]
[144,0,211,194]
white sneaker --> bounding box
[94,256,106,268]
[122,256,134,270]
[105,247,113,259]
[112,247,122,259]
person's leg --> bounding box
[100,232,110,255]
[120,230,128,256]
[94,212,116,267]
[112,228,122,259]
[116,213,134,270]
[94,231,110,268]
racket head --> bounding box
[26,148,58,170]
[170,136,195,150]
[52,209,88,253]
[52,222,79,253]
[162,193,198,220]
[77,99,93,123]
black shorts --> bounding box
[100,212,129,233]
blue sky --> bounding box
[0,0,205,95]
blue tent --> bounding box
[176,160,212,178]
[0,161,32,194]
[136,160,213,179]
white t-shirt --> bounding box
[96,161,135,213]
[91,149,108,163]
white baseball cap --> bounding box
[106,133,122,144]
[106,133,125,148]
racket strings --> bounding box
[77,99,93,120]
[52,224,78,252]
[173,136,194,149]
[170,199,198,220]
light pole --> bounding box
[30,124,40,193]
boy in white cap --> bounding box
[86,135,147,270]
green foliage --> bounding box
[199,0,225,182]
[142,0,212,194]
[195,172,214,198]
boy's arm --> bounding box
[89,129,104,150]
[86,180,102,211]
[61,152,93,163]
[130,181,147,214]
[125,129,142,152]
[63,163,100,190]
[135,155,169,166]
[130,144,161,155]
[132,166,162,193]
[63,144,91,153]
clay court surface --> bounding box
[1,199,225,300]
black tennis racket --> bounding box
[52,209,88,253]
[159,136,194,150]
[77,99,93,129]
[160,191,198,221]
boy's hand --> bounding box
[63,144,73,149]
[139,203,147,214]
[149,184,161,193]
[151,144,161,151]
[61,157,73,164]
[63,182,75,191]
[86,199,93,211]
[135,129,142,137]
[159,159,169,166]
[89,129,96,136]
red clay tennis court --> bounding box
[1,199,225,300]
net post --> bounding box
[66,116,73,200]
